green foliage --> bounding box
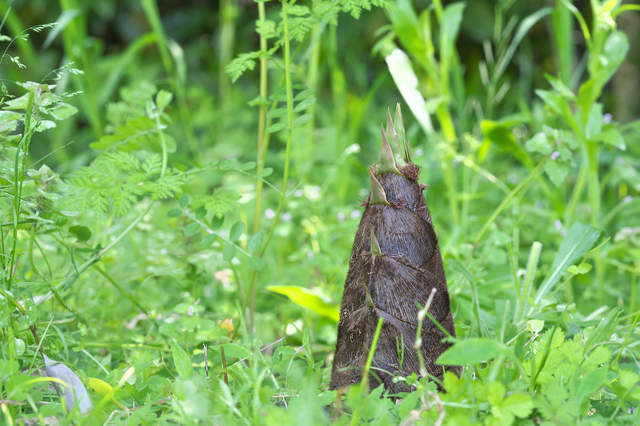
[1,0,640,425]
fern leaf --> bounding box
[225,51,262,83]
[193,188,240,218]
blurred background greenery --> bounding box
[2,0,639,350]
[2,0,640,421]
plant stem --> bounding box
[246,0,295,332]
[253,1,268,235]
[59,0,102,140]
[565,161,587,226]
[93,264,150,316]
[8,90,34,289]
[141,0,201,159]
[586,141,605,301]
[515,242,542,323]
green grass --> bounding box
[1,0,640,425]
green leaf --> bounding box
[525,132,553,155]
[294,98,316,112]
[219,158,238,169]
[574,368,608,403]
[436,338,505,365]
[258,167,273,177]
[167,208,182,218]
[179,195,189,209]
[581,345,612,372]
[294,89,315,101]
[195,206,206,220]
[544,73,576,99]
[220,343,251,359]
[266,108,287,118]
[292,114,313,126]
[536,89,579,134]
[527,320,545,334]
[248,256,264,271]
[155,90,173,111]
[384,48,434,135]
[69,225,91,242]
[18,298,38,328]
[481,120,532,168]
[440,3,466,76]
[492,393,534,425]
[597,126,626,150]
[225,51,261,83]
[222,245,236,261]
[48,103,78,120]
[530,222,602,312]
[583,309,620,354]
[493,7,553,83]
[169,340,193,380]
[229,221,245,242]
[578,263,592,274]
[201,233,216,248]
[184,223,201,237]
[240,161,256,171]
[399,391,420,419]
[545,159,569,186]
[248,231,265,253]
[266,122,286,133]
[267,285,339,321]
[210,215,224,230]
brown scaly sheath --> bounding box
[330,104,457,394]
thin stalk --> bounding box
[59,0,102,140]
[631,274,637,323]
[218,0,237,109]
[564,161,587,226]
[515,242,542,323]
[253,1,268,235]
[141,0,200,159]
[586,141,604,301]
[614,305,640,364]
[246,0,295,331]
[8,90,34,288]
[0,3,38,68]
[435,105,459,228]
[93,264,150,316]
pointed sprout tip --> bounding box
[368,167,391,206]
[370,224,382,255]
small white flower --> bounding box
[603,113,612,124]
[187,306,194,316]
[350,210,362,220]
[308,186,321,200]
[265,209,275,219]
[346,143,360,154]
[551,151,560,160]
[282,212,292,222]
[337,212,345,222]
[554,219,562,230]
[294,190,303,198]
